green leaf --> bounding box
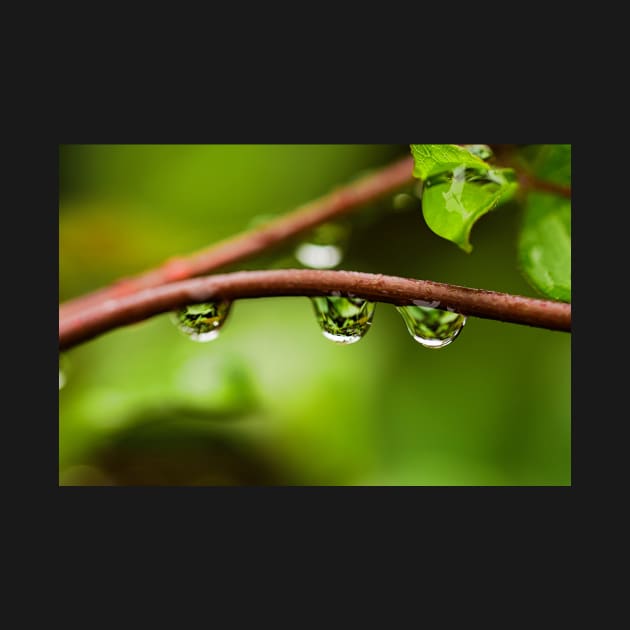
[410,144,488,180]
[516,144,571,301]
[518,192,571,302]
[420,165,518,253]
[410,144,518,253]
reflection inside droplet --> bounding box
[396,305,466,349]
[311,296,375,344]
[171,301,232,342]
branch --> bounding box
[59,270,571,350]
[518,172,572,199]
[492,145,571,199]
[59,155,416,318]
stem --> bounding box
[59,155,415,318]
[518,172,572,199]
[59,269,571,350]
[492,145,571,199]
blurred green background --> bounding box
[59,144,571,485]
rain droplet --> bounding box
[396,305,466,348]
[171,301,231,342]
[464,144,494,160]
[295,222,349,269]
[311,296,375,344]
[424,165,511,192]
[295,243,343,269]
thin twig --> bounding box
[518,172,572,199]
[59,155,416,318]
[492,145,571,199]
[59,269,571,350]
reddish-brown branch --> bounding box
[59,269,571,350]
[518,172,572,199]
[59,155,416,319]
[492,145,571,199]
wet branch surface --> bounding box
[59,154,416,318]
[59,149,572,350]
[59,269,571,350]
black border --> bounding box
[48,99,576,553]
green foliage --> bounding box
[519,144,571,186]
[410,143,571,299]
[410,144,517,252]
[59,144,571,486]
[516,144,571,300]
[172,301,232,342]
[518,192,571,302]
[421,165,517,253]
[410,144,488,179]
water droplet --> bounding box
[311,296,375,344]
[413,299,441,309]
[424,165,511,192]
[295,222,350,269]
[295,243,343,269]
[171,301,231,342]
[396,305,466,348]
[464,144,494,160]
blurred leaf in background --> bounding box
[517,144,571,301]
[59,144,570,486]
